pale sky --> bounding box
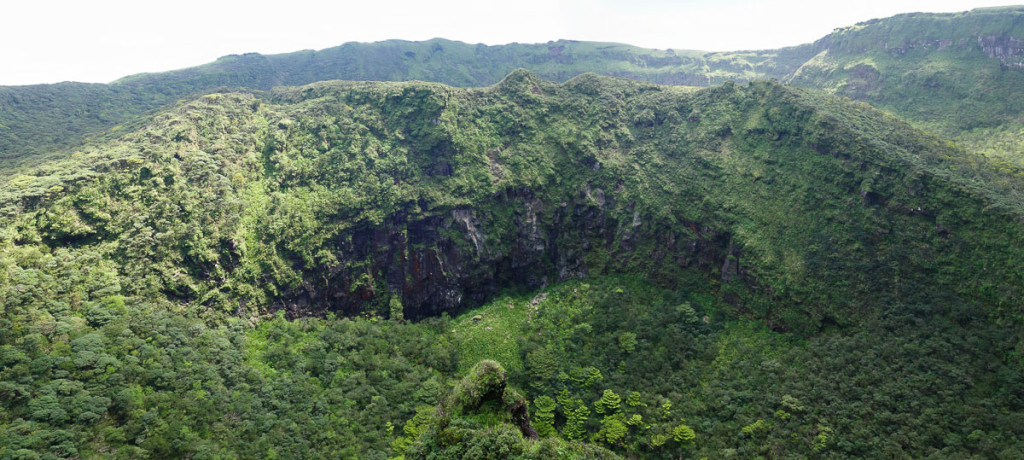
[0,0,1015,85]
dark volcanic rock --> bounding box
[278,185,740,319]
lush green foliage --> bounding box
[449,276,1024,458]
[5,74,1023,330]
[5,267,1020,457]
[0,38,781,166]
[786,7,1024,165]
[0,297,455,458]
[2,30,1024,456]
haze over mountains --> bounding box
[2,6,1024,459]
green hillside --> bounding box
[5,72,1023,326]
[3,7,1024,167]
[787,6,1024,165]
[4,5,1024,458]
[2,71,1024,457]
[0,38,792,165]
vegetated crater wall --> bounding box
[276,186,740,320]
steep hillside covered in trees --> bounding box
[5,72,1023,327]
[2,71,1024,457]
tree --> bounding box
[595,389,621,415]
[741,419,769,438]
[781,394,805,413]
[526,348,560,391]
[532,396,557,438]
[600,415,629,445]
[618,332,638,354]
[813,424,833,451]
[562,399,591,441]
[391,405,436,455]
[389,294,404,321]
[626,391,647,408]
[566,366,603,388]
[673,423,695,443]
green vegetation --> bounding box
[3,7,1024,455]
[0,304,455,458]
[5,73,1024,328]
[786,7,1024,165]
[5,7,1024,169]
[2,270,1021,457]
[443,276,1024,457]
[0,39,780,167]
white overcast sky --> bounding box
[0,0,1014,85]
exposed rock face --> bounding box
[978,35,1024,67]
[813,25,1024,69]
[278,185,740,319]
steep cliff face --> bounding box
[978,35,1024,67]
[278,185,737,319]
[812,25,1024,68]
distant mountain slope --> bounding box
[118,39,734,89]
[0,38,807,164]
[3,7,1024,165]
[787,6,1024,164]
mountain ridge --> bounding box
[5,71,1022,329]
[5,6,1024,166]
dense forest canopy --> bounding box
[2,6,1024,459]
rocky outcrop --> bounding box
[978,35,1024,67]
[842,64,883,99]
[451,360,539,440]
